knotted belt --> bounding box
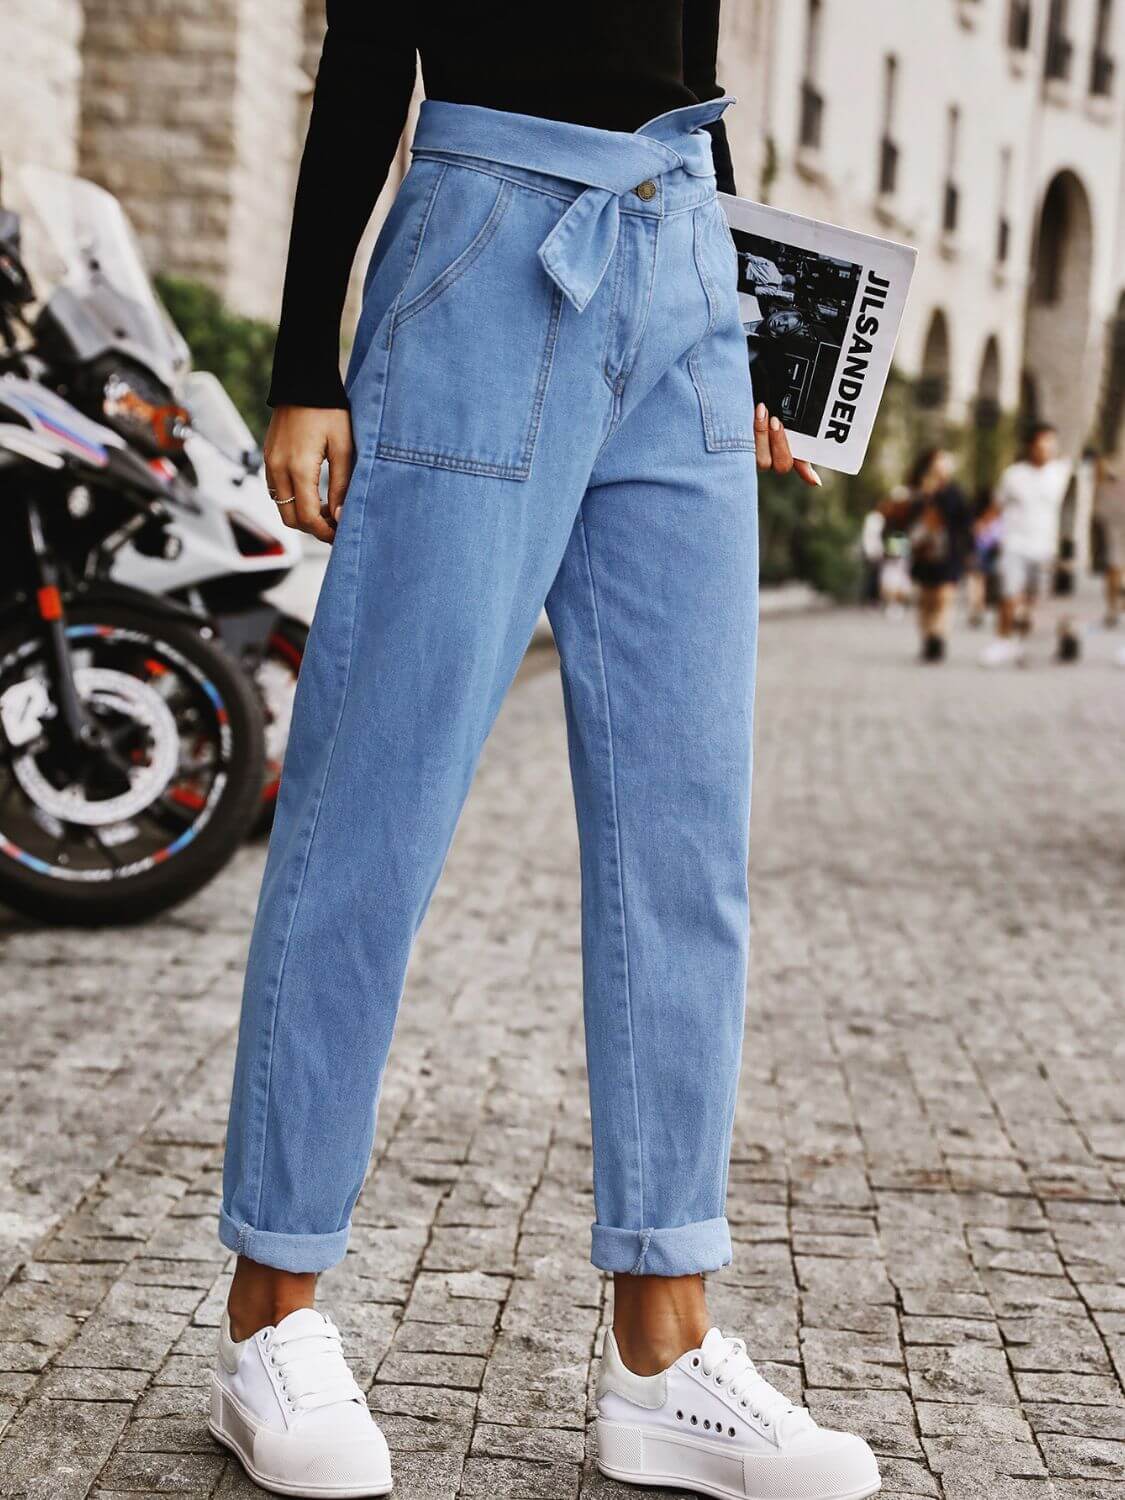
[411,96,735,314]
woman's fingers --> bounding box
[754,404,822,487]
[754,402,773,470]
[264,460,302,535]
[291,463,336,544]
[263,406,355,544]
[263,451,292,513]
[326,425,355,522]
[768,414,794,476]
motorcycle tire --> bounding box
[0,604,265,925]
[252,613,307,839]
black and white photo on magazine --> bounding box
[719,194,918,474]
[731,231,863,438]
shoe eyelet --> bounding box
[676,1410,683,1421]
[763,1418,771,1428]
[692,1357,700,1368]
[690,1415,698,1426]
[703,1420,711,1430]
[715,1375,724,1386]
[728,1426,736,1437]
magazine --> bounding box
[719,194,918,475]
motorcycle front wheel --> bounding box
[0,604,264,925]
[252,613,307,837]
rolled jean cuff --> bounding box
[591,1217,732,1276]
[218,1207,350,1273]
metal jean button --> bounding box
[634,180,657,201]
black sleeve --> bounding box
[682,0,737,195]
[267,1,417,409]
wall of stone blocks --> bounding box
[77,0,307,324]
[78,0,240,292]
[225,0,306,321]
[0,0,84,188]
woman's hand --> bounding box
[754,402,821,488]
[263,406,355,544]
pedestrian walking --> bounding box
[209,5,880,1500]
[979,422,1071,667]
[1095,453,1125,628]
[966,486,1003,627]
[860,505,886,606]
[877,485,913,615]
[884,447,970,662]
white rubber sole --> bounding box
[209,1379,392,1498]
[596,1418,880,1500]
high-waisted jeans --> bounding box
[221,96,759,1278]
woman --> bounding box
[1095,453,1125,627]
[893,447,970,662]
[211,7,880,1498]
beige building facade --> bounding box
[722,0,1125,458]
[3,0,1125,458]
[1,0,309,323]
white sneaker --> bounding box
[979,638,1024,668]
[597,1327,880,1500]
[209,1308,391,1497]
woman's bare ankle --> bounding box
[611,1272,711,1376]
[227,1256,317,1342]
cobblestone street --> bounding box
[1,605,1123,1500]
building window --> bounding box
[799,0,825,149]
[1045,0,1074,80]
[878,55,900,195]
[1091,0,1116,94]
[996,148,1012,264]
[943,106,961,235]
[1008,0,1033,50]
[917,310,951,412]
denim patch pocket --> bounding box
[376,164,565,481]
[688,203,757,453]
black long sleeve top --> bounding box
[268,1,735,409]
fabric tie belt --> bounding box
[411,96,735,314]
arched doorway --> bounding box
[1022,170,1096,453]
[1097,289,1125,456]
[970,336,1004,500]
[916,310,951,433]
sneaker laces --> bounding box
[268,1314,365,1415]
[698,1329,812,1440]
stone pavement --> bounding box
[0,605,1123,1500]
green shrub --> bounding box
[156,274,276,442]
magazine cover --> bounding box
[720,194,918,475]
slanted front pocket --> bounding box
[689,202,758,454]
[377,166,565,481]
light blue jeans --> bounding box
[221,97,759,1278]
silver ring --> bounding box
[274,496,297,507]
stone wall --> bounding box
[226,0,306,319]
[78,0,306,322]
[0,0,84,189]
[78,0,240,291]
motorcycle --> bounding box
[120,369,307,831]
[0,373,266,924]
[6,167,307,829]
